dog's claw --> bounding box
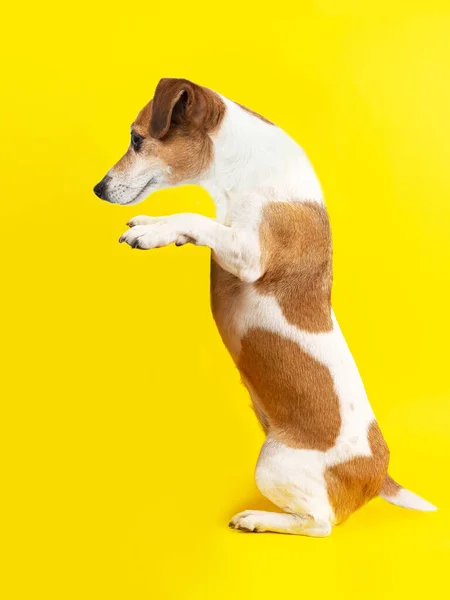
[228,520,256,533]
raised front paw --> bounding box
[119,224,169,249]
[119,221,191,249]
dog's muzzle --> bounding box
[93,175,111,200]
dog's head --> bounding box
[93,78,226,205]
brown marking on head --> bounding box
[97,78,226,203]
[234,101,274,125]
[238,329,341,450]
[132,102,213,185]
[151,78,226,138]
[127,79,225,185]
[325,421,390,524]
[256,202,333,333]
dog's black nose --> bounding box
[93,180,105,199]
[93,177,109,199]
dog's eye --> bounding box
[131,132,144,152]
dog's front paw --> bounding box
[119,223,190,249]
[119,225,168,249]
[228,511,264,533]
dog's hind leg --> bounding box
[229,510,331,537]
[229,437,333,537]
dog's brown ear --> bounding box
[150,78,224,139]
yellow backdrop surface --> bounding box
[1,2,449,598]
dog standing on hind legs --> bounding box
[94,77,437,536]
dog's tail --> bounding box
[379,474,437,511]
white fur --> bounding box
[107,155,169,206]
[200,96,324,222]
[380,488,437,512]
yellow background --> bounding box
[1,1,449,598]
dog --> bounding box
[94,77,436,536]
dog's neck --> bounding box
[199,96,324,224]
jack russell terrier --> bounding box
[94,78,436,536]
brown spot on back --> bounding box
[238,329,341,451]
[234,101,274,125]
[256,202,333,333]
[325,421,390,524]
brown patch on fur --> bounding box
[111,146,136,174]
[210,201,335,443]
[237,329,341,450]
[380,474,401,497]
[325,421,390,524]
[151,78,226,138]
[235,101,274,125]
[256,202,333,333]
[111,78,226,184]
